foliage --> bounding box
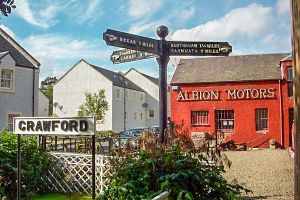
[96,130,119,138]
[0,128,55,199]
[97,144,250,200]
[78,89,109,122]
[40,76,58,116]
[0,0,16,16]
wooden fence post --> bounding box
[291,0,300,199]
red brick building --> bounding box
[170,53,294,148]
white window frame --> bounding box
[255,108,268,132]
[7,112,21,132]
[0,67,15,93]
[148,109,155,118]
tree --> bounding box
[0,0,16,16]
[78,89,109,122]
[40,76,57,116]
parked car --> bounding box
[118,128,147,147]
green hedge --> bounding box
[0,128,54,199]
[97,145,250,200]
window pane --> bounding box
[1,80,11,88]
[256,109,268,131]
[191,111,209,125]
[216,110,234,132]
[1,69,12,79]
[149,110,154,118]
[8,114,20,123]
[288,67,293,81]
[288,82,293,97]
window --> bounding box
[288,67,293,97]
[149,110,155,118]
[7,113,20,132]
[140,113,143,120]
[134,112,137,120]
[216,110,234,132]
[0,68,14,92]
[256,108,268,131]
[191,111,209,125]
[116,88,120,99]
[140,93,144,101]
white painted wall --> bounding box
[0,53,39,130]
[53,60,113,131]
[125,69,159,127]
[38,90,49,116]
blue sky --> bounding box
[0,0,291,82]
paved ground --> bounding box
[222,149,294,200]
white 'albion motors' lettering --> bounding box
[176,88,276,101]
[177,91,220,101]
[226,88,275,100]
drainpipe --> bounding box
[32,68,35,116]
[279,79,284,147]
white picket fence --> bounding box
[41,152,114,196]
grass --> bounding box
[34,193,92,200]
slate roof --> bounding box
[171,53,290,84]
[89,64,145,92]
[125,68,159,85]
[0,28,39,68]
[140,72,159,85]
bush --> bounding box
[97,145,249,200]
[0,128,55,199]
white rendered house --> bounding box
[0,27,40,131]
[53,59,159,132]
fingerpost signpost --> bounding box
[103,25,232,143]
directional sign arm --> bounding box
[167,41,232,56]
[103,29,159,54]
[111,49,156,64]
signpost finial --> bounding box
[156,25,169,39]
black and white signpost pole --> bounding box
[17,134,21,200]
[156,26,170,143]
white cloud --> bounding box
[128,0,162,18]
[14,0,57,28]
[0,25,16,39]
[69,0,102,24]
[172,3,275,41]
[178,6,195,23]
[21,34,111,78]
[275,0,290,15]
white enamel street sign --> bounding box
[13,117,95,135]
